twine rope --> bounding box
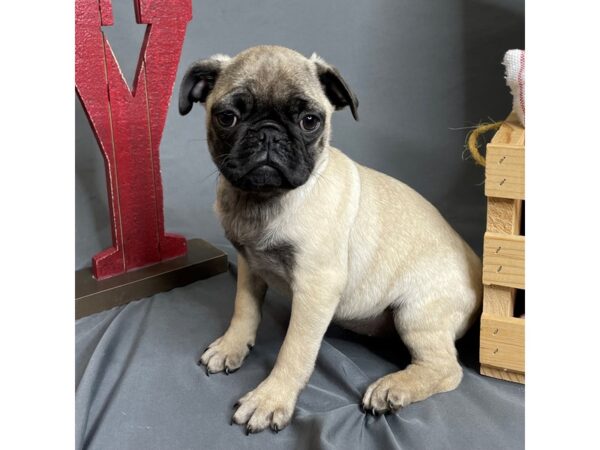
[466,121,503,167]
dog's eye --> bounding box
[300,115,320,132]
[216,111,238,128]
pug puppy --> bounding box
[179,45,482,434]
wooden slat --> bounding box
[485,144,524,200]
[480,365,525,384]
[480,315,525,373]
[483,233,525,289]
[483,196,522,317]
[486,198,522,235]
[482,285,515,316]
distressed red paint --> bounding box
[75,0,192,279]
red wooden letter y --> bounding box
[75,0,192,279]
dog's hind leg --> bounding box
[361,299,464,414]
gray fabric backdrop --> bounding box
[76,0,525,268]
[76,0,525,448]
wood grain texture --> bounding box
[479,112,526,384]
[490,111,524,146]
[486,198,522,235]
[75,0,192,279]
[483,232,525,289]
[480,365,525,384]
[482,285,516,316]
[480,314,525,373]
[485,144,524,200]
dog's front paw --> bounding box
[199,335,254,375]
[232,378,297,434]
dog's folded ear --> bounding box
[311,53,359,121]
[179,54,231,115]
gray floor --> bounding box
[76,270,524,450]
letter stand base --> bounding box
[75,239,227,319]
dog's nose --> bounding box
[258,130,280,142]
[259,128,282,146]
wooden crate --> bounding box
[479,112,525,384]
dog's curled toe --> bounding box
[362,373,412,415]
[361,365,463,415]
[199,335,253,375]
[232,378,297,434]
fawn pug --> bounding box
[179,45,482,434]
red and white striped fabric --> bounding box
[502,49,525,127]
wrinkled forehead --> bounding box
[211,51,327,109]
